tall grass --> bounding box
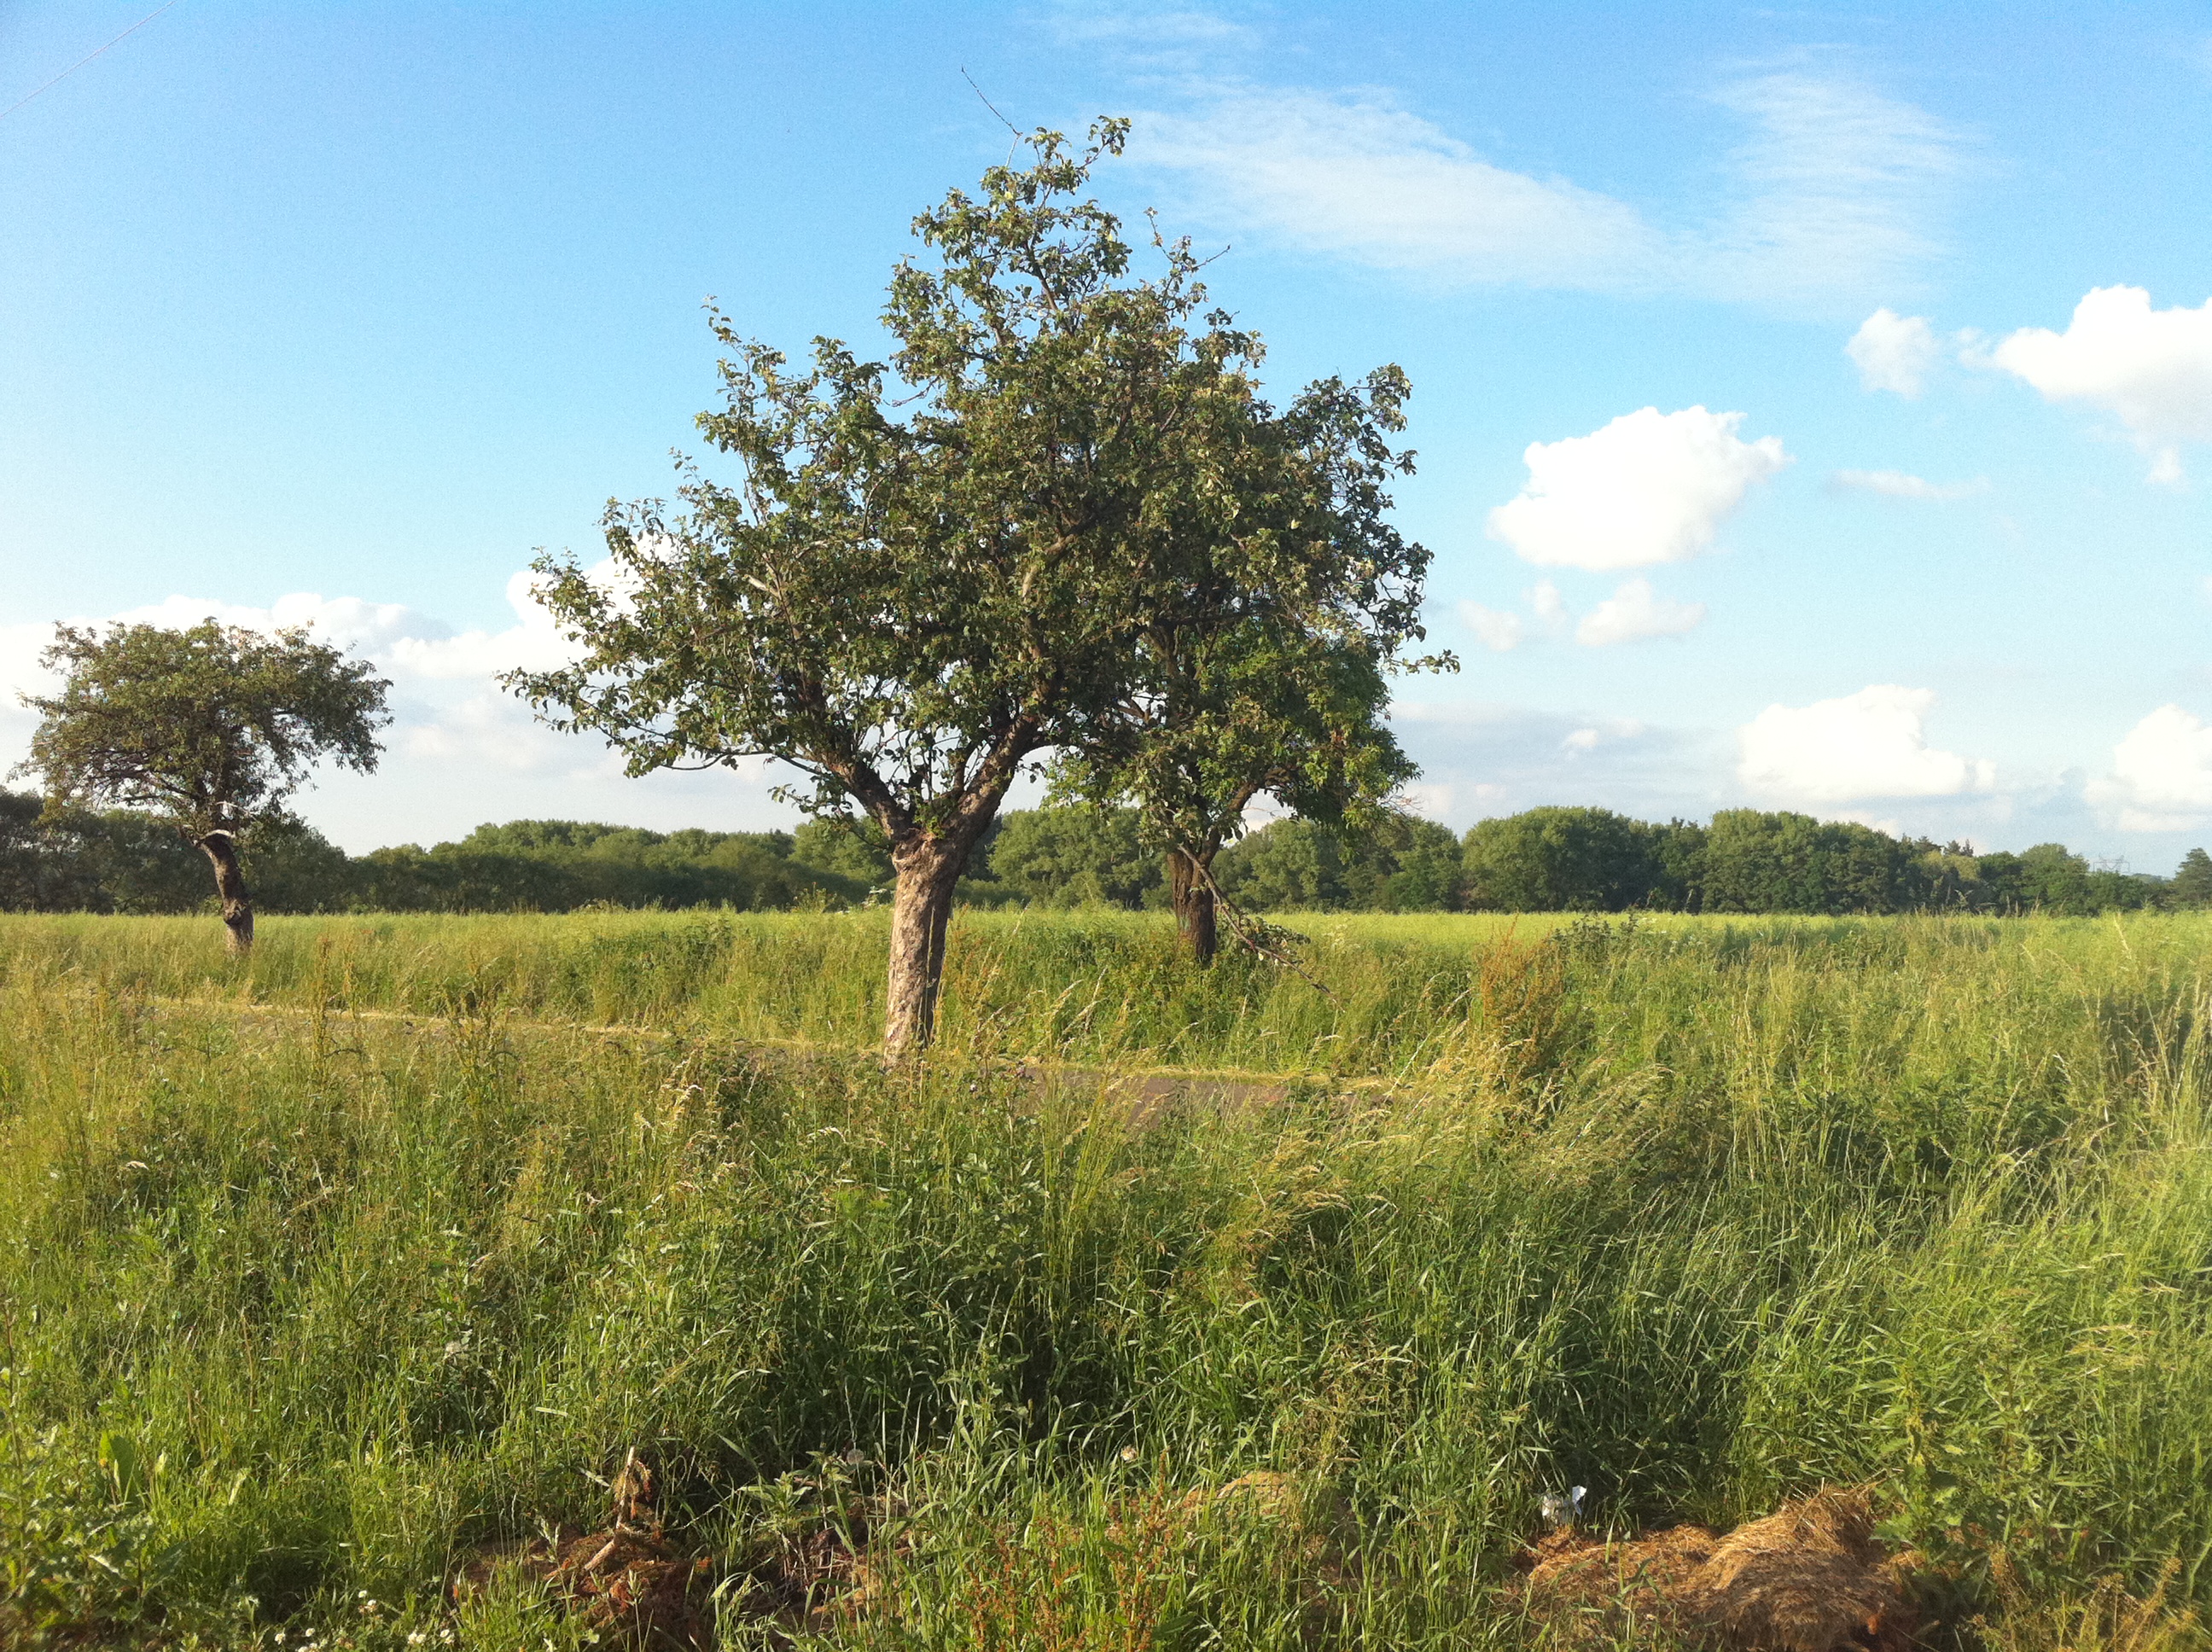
[2,913,2210,1648]
[12,906,2212,1078]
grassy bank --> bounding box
[3,913,2212,1648]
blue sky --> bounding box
[4,2,2211,864]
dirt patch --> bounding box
[1517,1488,1916,1652]
[454,1451,716,1649]
[455,1451,909,1646]
[454,1526,715,1650]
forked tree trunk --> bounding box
[195,830,253,955]
[882,836,966,1058]
[1167,848,1218,967]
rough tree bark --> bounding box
[195,829,253,955]
[1167,847,1219,967]
[882,835,966,1059]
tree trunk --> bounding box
[1167,848,1218,967]
[882,836,965,1058]
[195,830,253,955]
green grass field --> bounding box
[4,910,2211,1649]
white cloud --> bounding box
[1738,684,1996,803]
[1825,808,1909,836]
[1127,69,1965,305]
[1529,579,1569,631]
[1487,405,1790,571]
[1703,74,1965,309]
[1989,286,2212,483]
[1395,778,1456,820]
[1830,468,1988,501]
[1458,579,1578,649]
[1458,600,1525,652]
[1045,2,1258,67]
[1575,579,1707,646]
[1846,307,1938,395]
[1132,89,1665,289]
[2087,705,2212,830]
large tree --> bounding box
[17,620,389,951]
[512,120,1359,1052]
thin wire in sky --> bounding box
[0,0,181,125]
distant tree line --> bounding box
[1457,806,2195,916]
[6,793,2204,918]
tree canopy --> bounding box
[1043,365,1445,961]
[16,620,388,950]
[510,119,1432,1049]
[2171,847,2212,909]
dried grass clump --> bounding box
[452,1451,715,1651]
[1179,1469,1304,1525]
[1690,1490,1912,1652]
[455,1528,713,1650]
[1522,1520,1721,1644]
[1976,1559,2210,1652]
[1518,1488,1913,1652]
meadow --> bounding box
[3,908,2211,1649]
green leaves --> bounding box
[509,117,1329,858]
[507,117,1443,1026]
[1049,358,1449,893]
[18,620,390,842]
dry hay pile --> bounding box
[453,1526,714,1649]
[1518,1488,1916,1652]
[453,1453,715,1650]
[454,1449,903,1646]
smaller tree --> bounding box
[17,620,389,951]
[2171,847,2212,909]
[1046,364,1443,964]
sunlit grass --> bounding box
[3,911,2211,1647]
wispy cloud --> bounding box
[1829,468,1989,501]
[1122,57,1969,308]
[1388,700,1716,825]
[1044,2,1260,71]
[1131,89,1665,288]
[1699,72,1965,308]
